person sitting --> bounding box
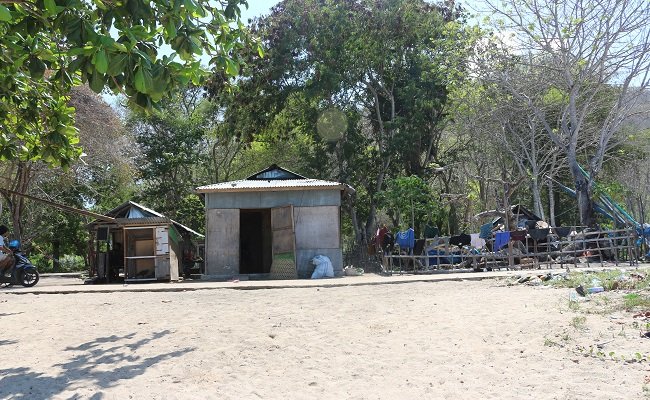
[183,248,197,278]
[0,225,14,276]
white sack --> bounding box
[311,255,334,279]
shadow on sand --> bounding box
[0,312,24,317]
[0,330,194,399]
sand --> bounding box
[0,279,647,399]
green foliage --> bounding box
[623,293,650,311]
[0,0,259,167]
[30,253,52,272]
[58,254,86,272]
[207,0,478,241]
[128,87,212,232]
[33,253,85,273]
[176,194,206,235]
[377,176,440,232]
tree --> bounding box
[377,175,440,233]
[127,87,212,232]
[208,0,477,242]
[0,0,259,167]
[482,0,650,227]
[1,85,133,246]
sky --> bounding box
[240,0,279,21]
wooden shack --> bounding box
[87,201,204,283]
[196,165,352,279]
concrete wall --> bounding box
[169,239,180,281]
[205,189,341,209]
[204,189,343,279]
[293,206,342,277]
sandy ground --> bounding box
[1,278,648,399]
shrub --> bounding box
[30,254,86,273]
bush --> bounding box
[30,254,86,273]
[30,253,51,271]
[57,255,85,272]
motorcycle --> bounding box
[0,240,40,288]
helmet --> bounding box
[8,240,19,250]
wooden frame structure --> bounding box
[384,227,639,274]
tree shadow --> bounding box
[0,312,24,317]
[0,330,194,399]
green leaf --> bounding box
[27,56,46,79]
[166,18,177,39]
[95,49,108,74]
[0,5,11,22]
[44,0,56,16]
[134,66,153,94]
[89,70,106,93]
[106,53,128,76]
[67,47,85,57]
[224,58,239,76]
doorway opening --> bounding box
[240,209,272,274]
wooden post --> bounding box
[503,181,514,269]
[410,197,415,271]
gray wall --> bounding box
[204,189,343,279]
[205,189,341,209]
[294,206,342,277]
[205,209,240,276]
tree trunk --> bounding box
[569,159,595,227]
[364,202,377,241]
[448,204,458,235]
[531,176,545,221]
[351,209,362,245]
[548,180,556,227]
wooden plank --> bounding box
[206,208,240,275]
[272,230,295,254]
[270,205,297,279]
[271,205,294,230]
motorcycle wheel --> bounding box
[21,268,39,287]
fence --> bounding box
[382,227,639,274]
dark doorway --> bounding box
[240,209,272,274]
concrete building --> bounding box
[196,165,352,279]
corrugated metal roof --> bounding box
[115,217,170,225]
[106,200,164,218]
[170,219,204,238]
[196,179,346,193]
[90,203,205,238]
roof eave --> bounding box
[196,184,347,194]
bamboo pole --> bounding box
[0,188,115,222]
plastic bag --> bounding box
[311,255,334,279]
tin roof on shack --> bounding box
[196,165,349,193]
[91,200,204,238]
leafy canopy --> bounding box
[0,0,260,167]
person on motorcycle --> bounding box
[0,225,14,276]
